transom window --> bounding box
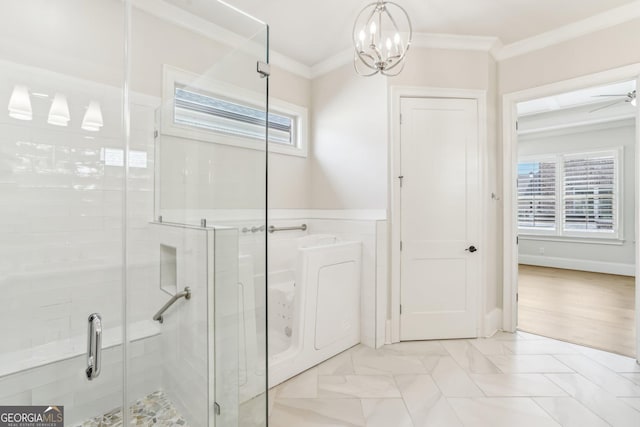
[161,66,308,157]
[174,87,295,146]
[517,149,621,239]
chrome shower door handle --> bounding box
[86,313,102,380]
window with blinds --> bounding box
[517,160,557,230]
[563,153,616,233]
[174,86,295,145]
[517,149,620,238]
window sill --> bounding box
[519,235,625,246]
[269,142,308,158]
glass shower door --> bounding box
[128,2,269,426]
[0,1,126,425]
[0,1,269,426]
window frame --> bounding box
[517,148,623,240]
[161,65,308,157]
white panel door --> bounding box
[400,97,480,340]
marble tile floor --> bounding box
[268,331,640,427]
[76,390,188,427]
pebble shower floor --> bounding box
[76,391,188,427]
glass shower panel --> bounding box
[128,2,268,426]
[0,1,126,425]
[212,27,269,427]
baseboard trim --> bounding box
[384,320,392,345]
[519,254,635,276]
[484,308,503,337]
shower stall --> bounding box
[0,1,269,426]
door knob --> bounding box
[465,245,478,253]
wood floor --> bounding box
[518,265,636,357]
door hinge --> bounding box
[257,61,271,78]
[516,293,519,302]
[214,402,221,416]
[154,130,158,139]
[400,304,402,314]
[400,113,403,125]
[398,175,404,187]
[516,235,519,245]
[400,241,403,251]
[516,120,519,131]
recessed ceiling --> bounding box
[163,0,639,66]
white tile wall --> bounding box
[153,223,214,427]
[0,335,161,426]
[0,59,163,423]
[0,84,158,354]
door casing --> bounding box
[501,64,640,363]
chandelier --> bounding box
[353,1,413,77]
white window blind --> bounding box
[563,153,616,233]
[174,86,295,145]
[517,149,620,238]
[517,160,557,230]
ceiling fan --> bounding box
[590,90,636,113]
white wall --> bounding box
[270,68,313,209]
[499,18,640,96]
[518,122,636,274]
[310,65,388,209]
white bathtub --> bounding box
[267,234,362,387]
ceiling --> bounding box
[518,80,636,116]
[517,80,637,134]
[164,0,638,66]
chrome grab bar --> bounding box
[86,313,102,380]
[268,224,307,233]
[153,287,191,324]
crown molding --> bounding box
[494,0,640,61]
[270,51,312,79]
[310,48,353,79]
[310,33,501,79]
[132,0,313,79]
[413,33,501,53]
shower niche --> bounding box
[159,243,178,295]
